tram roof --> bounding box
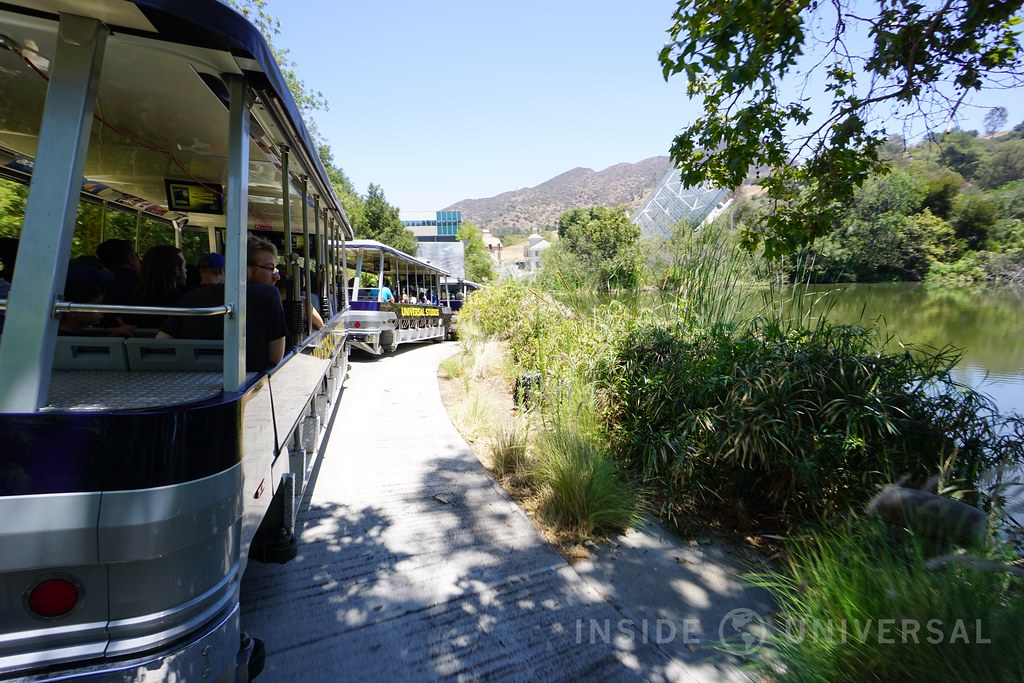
[0,0,353,238]
[340,240,452,278]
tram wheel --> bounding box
[256,529,297,564]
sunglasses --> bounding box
[249,263,277,272]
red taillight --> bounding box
[28,578,80,618]
[354,321,361,328]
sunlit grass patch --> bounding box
[438,352,468,379]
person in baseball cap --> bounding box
[197,253,225,285]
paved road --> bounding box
[240,342,726,682]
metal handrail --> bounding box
[0,298,232,318]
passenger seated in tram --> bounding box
[196,253,226,286]
[95,238,140,306]
[59,276,134,338]
[157,235,287,372]
[66,255,113,289]
[124,245,186,329]
[369,279,395,302]
[275,272,324,334]
[57,281,104,336]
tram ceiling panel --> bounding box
[0,1,349,235]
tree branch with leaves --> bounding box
[661,0,1024,257]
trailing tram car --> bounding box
[438,278,482,340]
[0,1,353,680]
[341,240,452,355]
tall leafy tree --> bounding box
[553,206,641,291]
[660,0,1024,257]
[985,106,1010,135]
[355,184,417,255]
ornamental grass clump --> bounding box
[489,418,531,485]
[599,317,1023,529]
[747,517,1024,682]
[531,380,641,536]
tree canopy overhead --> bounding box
[660,0,1024,257]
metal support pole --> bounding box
[223,74,250,392]
[0,14,108,412]
[301,176,312,337]
[280,146,291,263]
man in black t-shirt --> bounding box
[157,238,286,372]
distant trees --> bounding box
[758,129,1024,285]
[985,107,1009,136]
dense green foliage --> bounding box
[0,179,25,239]
[661,0,1024,257]
[464,223,1024,676]
[457,221,496,283]
[749,518,1024,682]
[463,228,1024,531]
[456,286,643,536]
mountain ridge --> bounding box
[446,156,672,233]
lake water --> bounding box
[791,283,1024,417]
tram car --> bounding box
[0,1,352,680]
[438,278,482,339]
[341,239,452,354]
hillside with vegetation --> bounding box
[447,156,672,237]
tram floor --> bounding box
[239,342,766,682]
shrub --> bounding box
[458,279,572,372]
[599,318,1023,529]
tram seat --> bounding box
[125,338,224,372]
[53,336,130,371]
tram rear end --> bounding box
[0,1,353,680]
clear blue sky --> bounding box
[268,1,1024,214]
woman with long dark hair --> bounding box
[125,245,186,329]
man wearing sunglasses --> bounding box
[157,234,287,372]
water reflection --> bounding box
[792,283,1024,415]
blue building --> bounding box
[401,209,462,240]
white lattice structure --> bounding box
[632,167,732,238]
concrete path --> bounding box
[240,342,761,682]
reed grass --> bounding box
[747,517,1024,682]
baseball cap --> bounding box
[198,253,225,269]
